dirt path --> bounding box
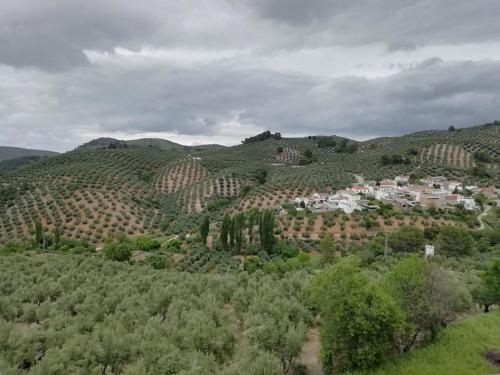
[476,205,492,231]
[299,328,323,375]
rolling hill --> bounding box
[0,146,57,161]
[0,121,499,245]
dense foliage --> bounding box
[0,255,311,374]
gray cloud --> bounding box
[1,1,500,151]
[1,58,500,151]
[2,1,500,70]
[245,0,500,50]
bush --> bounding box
[134,236,161,251]
[275,242,299,259]
[146,254,169,270]
[436,226,475,256]
[103,242,132,262]
[388,226,425,253]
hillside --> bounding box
[0,155,53,172]
[353,310,500,375]
[0,146,57,161]
[0,121,499,244]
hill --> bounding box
[78,137,227,153]
[0,155,54,172]
[0,146,57,161]
[127,138,227,153]
[353,310,500,375]
[0,121,499,244]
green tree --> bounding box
[234,213,246,254]
[309,261,406,373]
[53,227,61,250]
[384,257,471,350]
[254,169,268,184]
[247,208,259,244]
[436,226,475,256]
[474,193,487,211]
[478,260,500,313]
[319,233,336,262]
[259,210,276,252]
[388,225,424,253]
[220,214,231,251]
[103,242,132,262]
[229,217,235,251]
[200,216,210,246]
[34,220,43,247]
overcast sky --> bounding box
[1,0,500,151]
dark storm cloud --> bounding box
[3,0,500,70]
[1,0,500,150]
[2,58,500,151]
[246,0,500,49]
[0,0,162,70]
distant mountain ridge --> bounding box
[0,146,58,162]
[77,137,227,153]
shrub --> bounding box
[103,242,132,262]
[388,226,424,253]
[134,236,161,251]
[436,226,475,256]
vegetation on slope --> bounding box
[0,146,57,162]
[0,121,499,245]
[352,310,500,375]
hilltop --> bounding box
[0,121,499,244]
[77,137,227,153]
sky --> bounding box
[1,1,500,152]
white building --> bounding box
[337,200,362,214]
[457,197,477,210]
[425,245,435,259]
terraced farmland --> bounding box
[1,121,499,244]
[420,143,474,168]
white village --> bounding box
[289,175,497,214]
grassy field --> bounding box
[351,310,500,375]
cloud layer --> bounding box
[1,0,500,151]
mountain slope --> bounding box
[0,146,58,161]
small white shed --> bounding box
[425,245,435,259]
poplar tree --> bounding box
[247,208,259,244]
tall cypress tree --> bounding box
[54,227,61,250]
[260,210,276,252]
[200,216,210,246]
[229,217,235,251]
[220,214,231,251]
[234,213,246,254]
[34,220,43,247]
